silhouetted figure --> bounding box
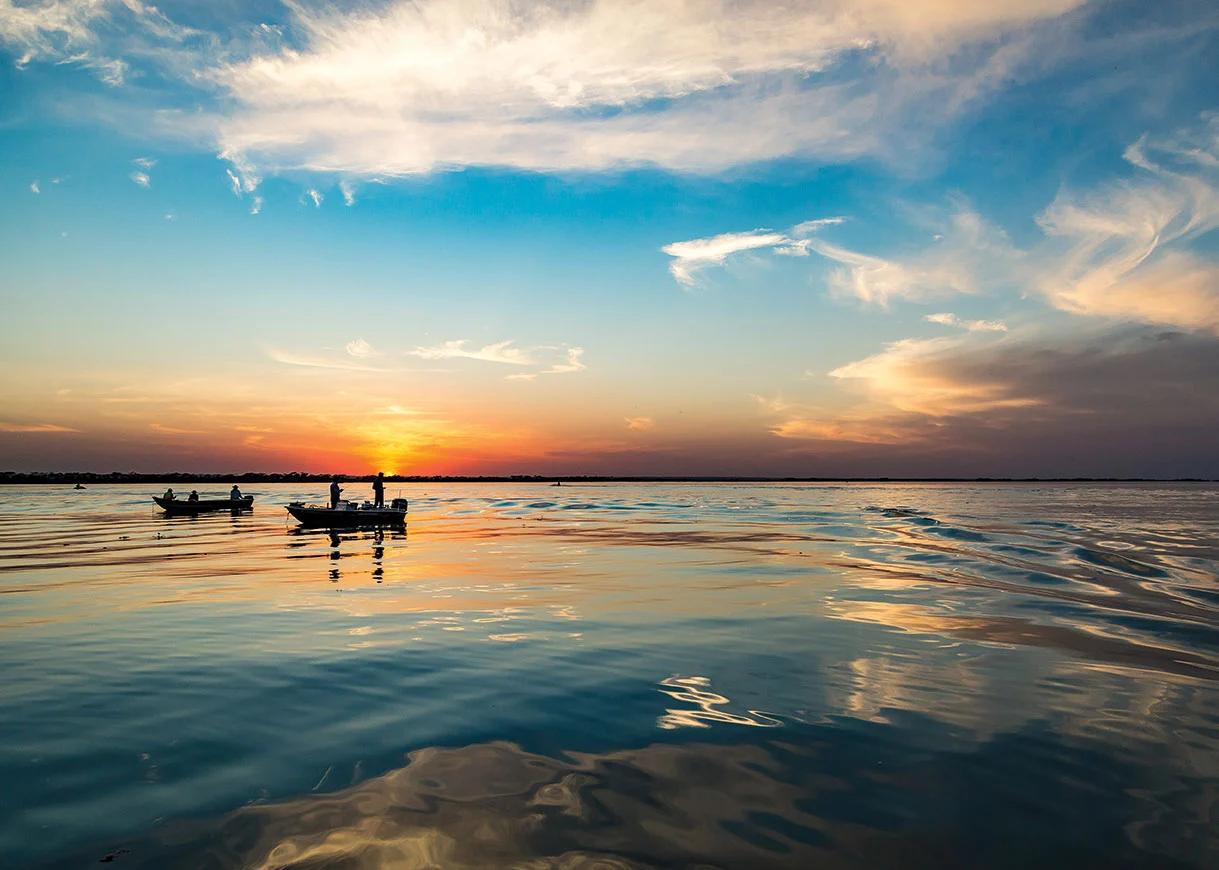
[373,472,385,508]
[330,480,343,510]
[230,485,242,500]
[163,488,175,501]
[187,490,199,502]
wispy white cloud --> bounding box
[409,340,534,365]
[14,0,1167,210]
[129,170,150,187]
[626,416,654,431]
[340,180,355,206]
[409,339,586,379]
[249,195,263,215]
[719,117,1219,324]
[0,0,1091,181]
[306,188,322,208]
[345,338,374,358]
[0,421,78,433]
[662,230,788,286]
[149,422,200,435]
[792,217,847,236]
[808,209,1017,306]
[538,346,585,375]
[55,49,126,84]
[132,156,156,168]
[221,151,260,196]
[264,347,388,372]
[0,0,196,85]
[1035,117,1219,333]
[662,218,844,286]
[926,312,1008,332]
[30,180,39,194]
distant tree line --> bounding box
[0,471,1211,484]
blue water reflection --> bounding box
[0,483,1216,867]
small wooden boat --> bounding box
[154,495,254,514]
[286,499,407,529]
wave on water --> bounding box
[2,483,1217,868]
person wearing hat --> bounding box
[329,479,343,510]
[373,471,386,508]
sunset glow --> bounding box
[1,0,1217,477]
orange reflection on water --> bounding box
[656,675,783,730]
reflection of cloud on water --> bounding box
[825,653,1043,742]
[827,599,1219,683]
[107,740,830,869]
[85,733,1216,869]
[656,675,783,730]
[819,599,1219,749]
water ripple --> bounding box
[1,482,1217,868]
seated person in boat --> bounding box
[188,490,199,502]
[230,485,243,500]
[329,480,343,509]
[163,487,175,501]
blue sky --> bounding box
[1,0,1217,476]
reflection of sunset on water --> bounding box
[1,483,1216,866]
[657,675,783,730]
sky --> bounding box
[1,0,1217,477]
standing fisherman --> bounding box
[373,472,386,508]
[329,479,343,510]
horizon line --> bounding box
[2,473,1216,484]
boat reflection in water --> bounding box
[287,525,404,584]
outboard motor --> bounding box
[390,498,408,511]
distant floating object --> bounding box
[154,495,254,514]
[74,484,86,489]
[286,499,407,529]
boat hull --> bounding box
[154,496,254,514]
[286,503,406,529]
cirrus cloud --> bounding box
[4,0,1100,184]
[0,421,78,433]
[662,218,844,286]
[411,340,586,380]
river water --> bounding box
[1,482,1216,868]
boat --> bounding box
[285,498,407,529]
[154,495,254,514]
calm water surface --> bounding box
[1,483,1217,868]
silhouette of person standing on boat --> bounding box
[329,480,343,509]
[373,472,385,508]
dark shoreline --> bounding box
[1,472,1214,484]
